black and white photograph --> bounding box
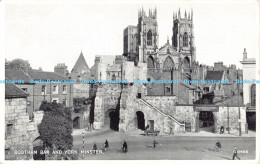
[0,0,259,161]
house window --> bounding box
[6,124,13,136]
[112,74,116,81]
[147,30,152,45]
[41,85,46,95]
[62,85,67,94]
[183,32,188,47]
[53,85,58,94]
[204,87,209,92]
[52,98,59,103]
[21,88,27,92]
[251,84,256,106]
[62,99,67,107]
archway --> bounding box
[105,109,119,131]
[147,56,155,68]
[183,57,190,69]
[109,110,119,131]
[33,137,45,160]
[199,111,214,132]
[136,111,145,130]
[73,117,80,129]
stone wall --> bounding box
[119,84,185,133]
[5,98,44,160]
[215,107,246,134]
[144,96,176,115]
[173,105,247,134]
[93,84,122,129]
[175,105,197,131]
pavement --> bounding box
[71,129,256,160]
[73,128,256,138]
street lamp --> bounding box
[237,70,242,136]
[227,105,230,134]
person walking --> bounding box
[153,140,158,148]
[93,142,97,155]
[215,141,221,151]
[220,126,224,134]
[232,147,240,160]
[122,140,128,153]
[104,139,109,151]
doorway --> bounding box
[73,117,80,129]
[33,137,45,160]
[199,111,215,132]
[136,111,145,130]
[105,109,119,131]
[148,120,154,131]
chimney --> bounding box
[243,48,247,60]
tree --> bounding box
[38,102,73,153]
[5,58,32,71]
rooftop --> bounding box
[5,69,32,84]
[5,82,29,98]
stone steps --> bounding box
[140,99,184,126]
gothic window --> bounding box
[147,30,152,45]
[183,32,188,47]
[147,56,155,68]
[183,57,190,69]
[251,84,256,106]
[163,56,174,71]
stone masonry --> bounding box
[5,98,43,160]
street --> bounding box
[72,130,256,160]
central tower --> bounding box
[137,8,159,63]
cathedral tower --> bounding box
[137,7,159,63]
[172,9,196,63]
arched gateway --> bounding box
[105,109,119,131]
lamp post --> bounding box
[227,105,230,134]
[237,70,242,136]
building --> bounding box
[5,69,73,119]
[5,83,43,160]
[70,51,91,98]
[89,8,247,135]
[54,63,68,77]
[240,48,256,130]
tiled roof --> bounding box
[5,69,31,84]
[205,71,224,81]
[5,83,29,98]
[71,52,90,73]
[28,71,68,81]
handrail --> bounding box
[140,99,185,126]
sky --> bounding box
[4,0,259,72]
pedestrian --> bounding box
[93,142,97,155]
[145,124,150,130]
[232,146,240,160]
[220,126,224,134]
[215,141,221,151]
[122,140,128,153]
[153,140,158,148]
[104,139,109,151]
